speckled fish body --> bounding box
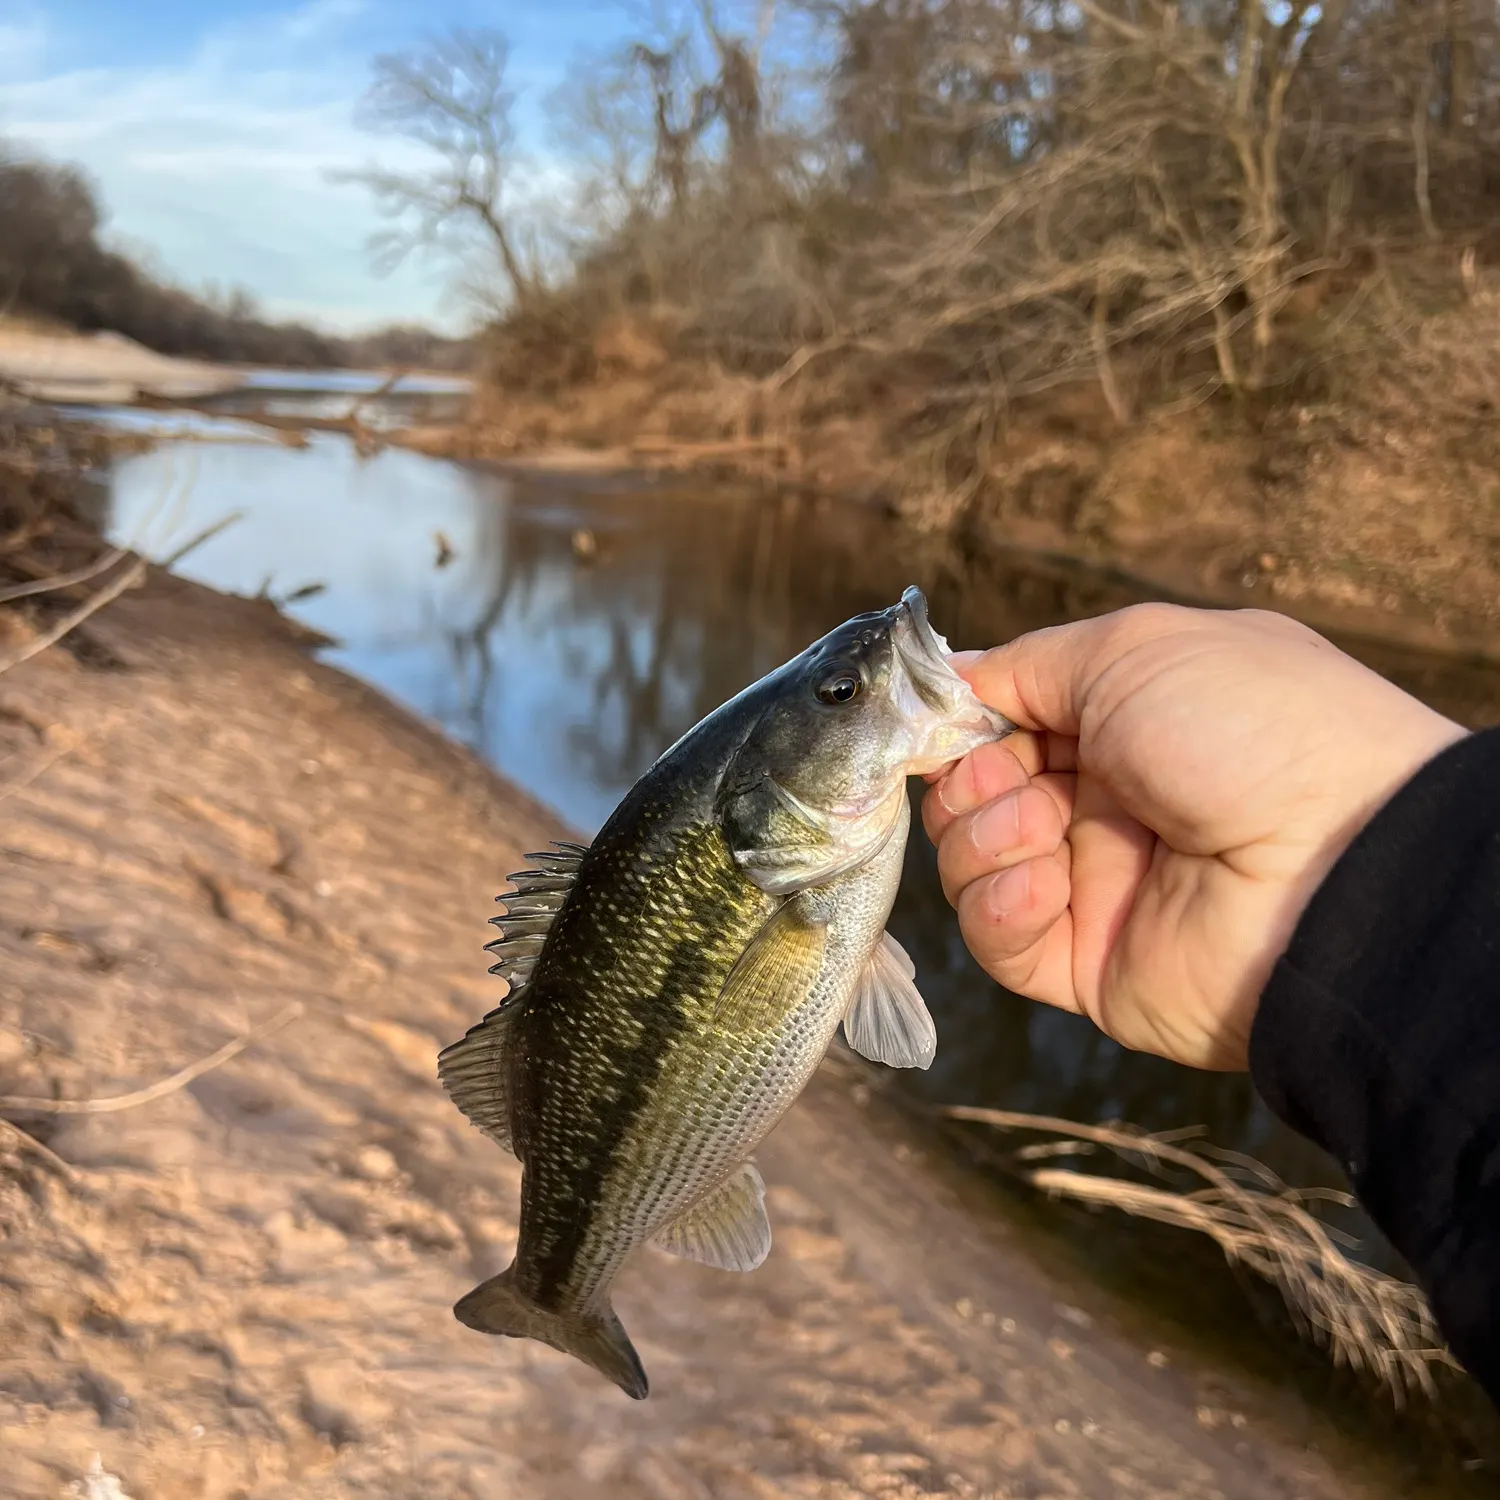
[438,587,1010,1399]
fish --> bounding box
[438,585,1012,1399]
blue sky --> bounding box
[0,0,644,333]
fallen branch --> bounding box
[627,435,783,459]
[0,1117,78,1181]
[0,546,132,606]
[0,512,241,678]
[0,1002,302,1115]
[946,1105,1456,1402]
[345,368,406,424]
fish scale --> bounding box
[516,816,772,1306]
[599,809,908,1285]
[438,586,1012,1400]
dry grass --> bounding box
[947,1106,1457,1404]
[0,422,99,629]
[392,0,1500,638]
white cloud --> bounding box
[0,0,477,332]
[281,0,367,43]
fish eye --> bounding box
[816,669,863,706]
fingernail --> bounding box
[937,758,975,815]
[985,863,1031,917]
[971,794,1020,854]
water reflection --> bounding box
[206,370,472,430]
[102,430,1500,1272]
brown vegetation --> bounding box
[946,1108,1455,1404]
[358,4,1500,636]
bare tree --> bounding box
[631,40,718,214]
[347,30,541,309]
[466,0,1500,523]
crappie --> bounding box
[439,585,1011,1398]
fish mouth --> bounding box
[893,586,952,672]
[891,585,1015,745]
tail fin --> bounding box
[454,1266,649,1400]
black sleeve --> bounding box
[1249,727,1500,1405]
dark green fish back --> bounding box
[509,786,772,1309]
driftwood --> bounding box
[947,1106,1456,1402]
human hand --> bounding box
[923,605,1467,1070]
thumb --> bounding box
[954,615,1128,737]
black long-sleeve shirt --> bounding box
[1250,727,1500,1404]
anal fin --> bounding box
[843,930,937,1070]
[652,1162,771,1272]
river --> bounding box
[71,381,1500,1472]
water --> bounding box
[235,369,472,395]
[208,367,473,430]
[94,412,1500,1236]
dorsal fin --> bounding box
[445,841,588,1156]
[483,840,588,996]
[438,1003,520,1152]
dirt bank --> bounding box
[418,273,1500,655]
[0,520,1484,1498]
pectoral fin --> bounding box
[713,898,827,1031]
[843,931,937,1070]
[652,1162,771,1272]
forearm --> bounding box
[1250,728,1500,1402]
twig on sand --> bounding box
[0,1117,78,1181]
[0,511,241,678]
[0,1003,302,1116]
[155,512,243,570]
[946,1105,1457,1402]
[0,555,147,674]
[0,547,132,606]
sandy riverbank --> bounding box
[0,326,244,406]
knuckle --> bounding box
[1233,606,1322,644]
[1104,601,1196,646]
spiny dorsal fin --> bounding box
[842,930,937,1070]
[438,1004,519,1152]
[484,840,588,996]
[652,1162,771,1272]
[445,840,589,1151]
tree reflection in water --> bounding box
[100,439,1500,1278]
